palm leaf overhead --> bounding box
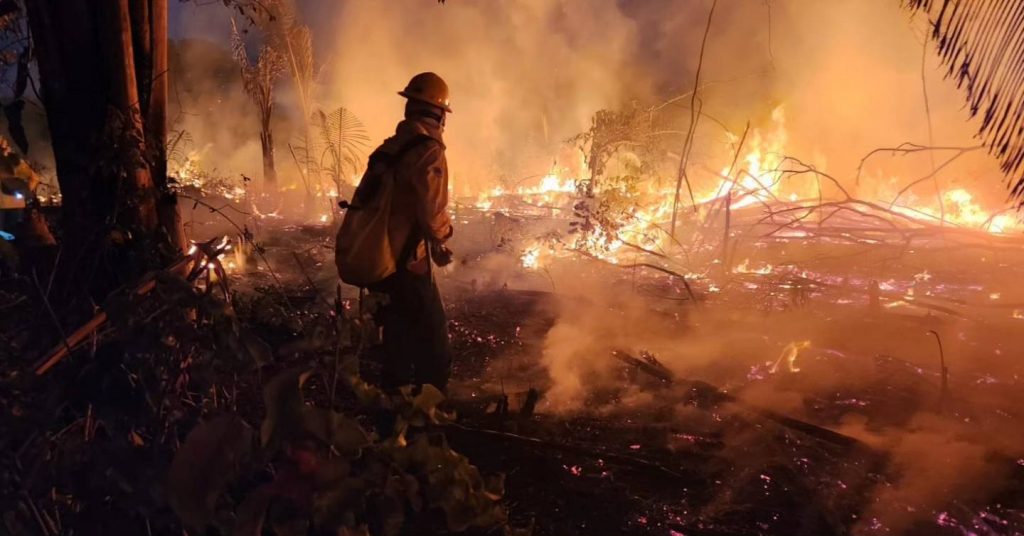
[904,0,1024,202]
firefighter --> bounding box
[368,72,455,393]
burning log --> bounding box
[612,350,864,450]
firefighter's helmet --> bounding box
[398,72,452,113]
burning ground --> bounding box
[436,150,1024,534]
[6,142,1024,534]
[98,124,1024,534]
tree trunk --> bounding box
[102,0,159,231]
[261,129,277,190]
[25,0,183,303]
[147,0,186,253]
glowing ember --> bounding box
[521,244,542,270]
[734,258,774,275]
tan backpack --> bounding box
[335,135,436,287]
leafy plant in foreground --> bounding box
[167,366,522,535]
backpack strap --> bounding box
[393,134,443,162]
[345,135,442,210]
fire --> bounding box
[473,103,1020,273]
[187,235,246,277]
[702,106,790,209]
[770,340,810,374]
[733,258,774,275]
[474,170,577,212]
[170,150,248,201]
[940,189,1016,232]
[521,244,541,270]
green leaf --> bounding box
[167,415,254,529]
[343,373,387,408]
[484,473,506,501]
[399,434,508,532]
[412,385,445,414]
[412,385,456,425]
[261,367,313,450]
[299,407,370,457]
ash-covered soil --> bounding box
[5,216,1024,536]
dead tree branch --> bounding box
[670,0,717,237]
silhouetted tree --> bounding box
[26,0,186,302]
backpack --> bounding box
[335,134,437,287]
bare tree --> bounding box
[231,19,285,192]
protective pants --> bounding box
[370,268,451,392]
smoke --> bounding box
[532,268,1024,532]
[837,413,1008,535]
[163,2,1024,531]
[168,37,272,181]
[317,0,650,196]
[166,0,1011,204]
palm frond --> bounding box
[230,18,285,126]
[229,18,250,68]
[904,0,1024,202]
[313,107,369,181]
[266,0,316,117]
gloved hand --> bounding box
[431,243,453,267]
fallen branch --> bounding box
[181,192,294,311]
[446,422,694,482]
[32,238,227,376]
[855,143,983,186]
[613,350,864,449]
[613,350,673,383]
[571,249,698,303]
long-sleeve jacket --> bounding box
[378,115,453,274]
